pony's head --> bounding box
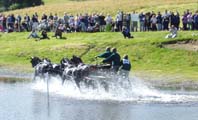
[30,56,42,67]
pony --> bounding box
[30,56,113,91]
[30,57,63,80]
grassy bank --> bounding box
[0,31,197,82]
[3,0,198,16]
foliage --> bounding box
[0,0,44,11]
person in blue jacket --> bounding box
[122,26,134,39]
[102,48,121,73]
[119,54,131,78]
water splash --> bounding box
[32,76,198,103]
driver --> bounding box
[95,47,112,65]
[102,48,121,73]
[96,47,112,59]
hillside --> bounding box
[3,0,198,16]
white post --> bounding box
[46,73,49,105]
[46,72,50,116]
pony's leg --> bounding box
[62,78,65,85]
[74,78,81,90]
[61,74,66,85]
[33,72,36,81]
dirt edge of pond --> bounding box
[161,39,198,51]
[135,72,198,91]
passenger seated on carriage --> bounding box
[102,48,121,73]
[27,29,40,40]
[40,30,50,40]
[122,26,133,39]
[119,55,131,78]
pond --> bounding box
[1,76,198,120]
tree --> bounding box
[0,0,44,11]
[1,0,12,10]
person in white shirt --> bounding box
[150,14,157,31]
[130,11,139,32]
[27,29,40,40]
[165,25,177,38]
[105,14,113,32]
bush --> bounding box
[9,3,22,10]
[2,0,44,11]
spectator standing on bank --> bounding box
[116,10,123,32]
[99,13,106,32]
[125,13,131,32]
[182,12,188,30]
[130,11,139,32]
[187,12,193,30]
[150,14,157,31]
[156,12,162,31]
[194,11,198,30]
[24,13,30,31]
[145,12,151,31]
[175,12,180,30]
[16,14,21,32]
[139,12,145,31]
[162,10,170,30]
[31,14,39,31]
[105,14,113,32]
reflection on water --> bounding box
[1,77,198,120]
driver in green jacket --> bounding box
[102,48,121,73]
[96,47,112,58]
[96,47,112,65]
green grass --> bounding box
[0,31,198,81]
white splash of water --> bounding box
[31,76,198,103]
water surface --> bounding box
[1,77,198,120]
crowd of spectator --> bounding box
[0,9,198,34]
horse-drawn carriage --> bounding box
[30,55,130,91]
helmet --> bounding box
[106,47,111,51]
[123,55,128,59]
[112,48,117,53]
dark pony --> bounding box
[30,57,62,80]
